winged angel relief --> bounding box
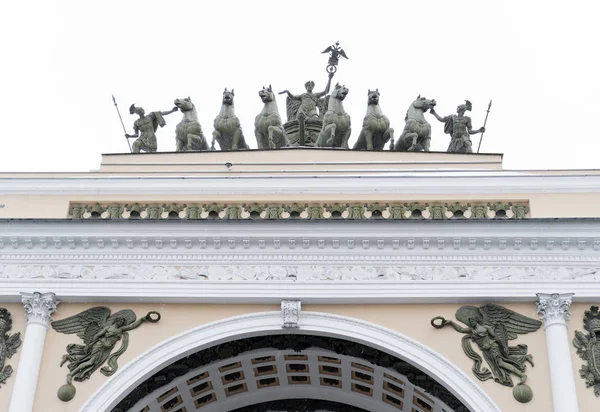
[431,304,541,403]
[51,307,160,401]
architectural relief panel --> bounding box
[1,264,600,281]
[69,201,530,220]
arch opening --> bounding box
[81,312,500,412]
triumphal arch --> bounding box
[1,45,599,412]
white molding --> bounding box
[1,220,600,302]
[2,172,600,195]
[1,219,600,256]
[80,311,500,412]
[0,279,598,304]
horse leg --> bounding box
[341,127,351,149]
[406,132,419,151]
[384,128,394,145]
[175,136,185,152]
[363,128,373,150]
[211,131,220,150]
[422,137,431,152]
[187,134,201,151]
[232,129,243,150]
[327,124,337,147]
[267,126,275,149]
[255,129,266,150]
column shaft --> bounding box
[8,292,59,412]
[537,293,578,412]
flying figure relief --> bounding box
[51,306,160,402]
[431,304,541,403]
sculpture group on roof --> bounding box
[119,42,489,154]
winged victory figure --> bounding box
[431,304,541,400]
[51,307,160,386]
[0,308,21,387]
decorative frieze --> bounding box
[68,201,530,220]
[2,264,600,281]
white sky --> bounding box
[1,0,599,171]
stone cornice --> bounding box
[3,172,600,195]
[1,219,599,258]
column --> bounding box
[536,293,578,412]
[9,292,59,412]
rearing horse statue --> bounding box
[353,89,394,150]
[393,95,436,152]
[212,88,248,150]
[174,97,209,151]
[316,83,351,148]
[254,85,288,149]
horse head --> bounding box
[412,95,436,112]
[331,83,349,101]
[174,97,194,112]
[367,89,380,105]
[222,88,235,106]
[258,85,275,103]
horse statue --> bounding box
[254,85,288,149]
[212,88,248,150]
[393,95,437,152]
[316,83,351,148]
[353,89,394,150]
[173,97,209,151]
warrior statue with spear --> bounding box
[430,100,491,154]
[112,95,178,153]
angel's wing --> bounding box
[285,97,301,122]
[321,46,334,54]
[338,49,349,59]
[109,309,136,326]
[51,307,111,344]
[455,305,483,326]
[480,304,542,341]
[5,332,21,358]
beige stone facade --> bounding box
[1,150,598,412]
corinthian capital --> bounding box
[536,293,573,327]
[21,292,59,327]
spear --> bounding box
[112,94,132,153]
[476,99,492,153]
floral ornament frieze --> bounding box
[69,201,529,220]
[1,264,600,282]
